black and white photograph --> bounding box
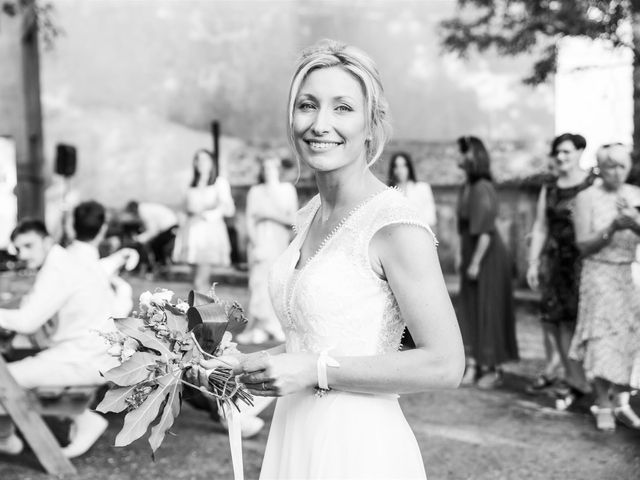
[0,1,639,479]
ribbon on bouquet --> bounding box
[187,289,248,480]
[224,403,244,480]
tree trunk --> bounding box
[631,2,640,183]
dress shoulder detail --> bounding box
[363,190,438,246]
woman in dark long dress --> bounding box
[526,133,593,407]
[456,136,519,388]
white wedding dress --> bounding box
[262,188,431,479]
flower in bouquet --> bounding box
[96,286,251,454]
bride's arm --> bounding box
[329,224,464,393]
[236,224,465,396]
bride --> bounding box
[202,39,464,479]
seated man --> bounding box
[68,201,138,318]
[0,219,119,458]
[123,201,177,275]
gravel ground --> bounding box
[1,277,639,479]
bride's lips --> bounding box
[304,139,343,152]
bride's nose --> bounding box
[310,107,331,136]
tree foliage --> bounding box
[440,0,638,84]
[2,0,62,49]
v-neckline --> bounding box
[292,188,391,272]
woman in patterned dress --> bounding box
[525,133,593,404]
[570,144,640,431]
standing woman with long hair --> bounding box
[526,133,593,406]
[173,149,236,293]
[456,135,519,388]
[388,152,437,228]
[239,156,298,344]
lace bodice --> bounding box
[268,189,436,356]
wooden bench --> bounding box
[0,356,102,476]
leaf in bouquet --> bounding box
[114,372,178,447]
[164,309,187,333]
[187,298,228,356]
[102,352,159,386]
[114,316,146,333]
[118,320,173,361]
[181,345,195,364]
[188,290,218,309]
[225,302,248,335]
[148,382,182,453]
[95,385,137,413]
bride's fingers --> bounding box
[247,383,280,397]
[200,355,242,373]
[242,351,271,373]
[238,371,272,385]
[199,358,226,370]
[251,389,279,397]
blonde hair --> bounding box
[287,39,392,169]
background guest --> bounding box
[0,219,118,457]
[456,135,518,389]
[69,201,138,318]
[388,151,437,228]
[570,144,640,431]
[172,149,236,293]
[526,133,593,407]
[387,151,437,348]
[123,200,178,276]
[238,156,297,344]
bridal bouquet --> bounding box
[96,286,252,454]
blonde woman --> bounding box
[571,144,640,431]
[201,40,463,479]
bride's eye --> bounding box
[297,101,316,111]
[335,104,353,112]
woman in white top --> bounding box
[240,156,298,343]
[201,39,463,479]
[173,149,236,292]
[388,151,437,228]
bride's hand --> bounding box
[196,353,245,386]
[239,353,316,397]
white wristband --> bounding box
[316,350,340,390]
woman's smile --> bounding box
[304,139,344,152]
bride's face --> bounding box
[292,66,368,173]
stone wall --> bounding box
[228,180,540,287]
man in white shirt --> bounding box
[68,201,138,318]
[0,219,118,457]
